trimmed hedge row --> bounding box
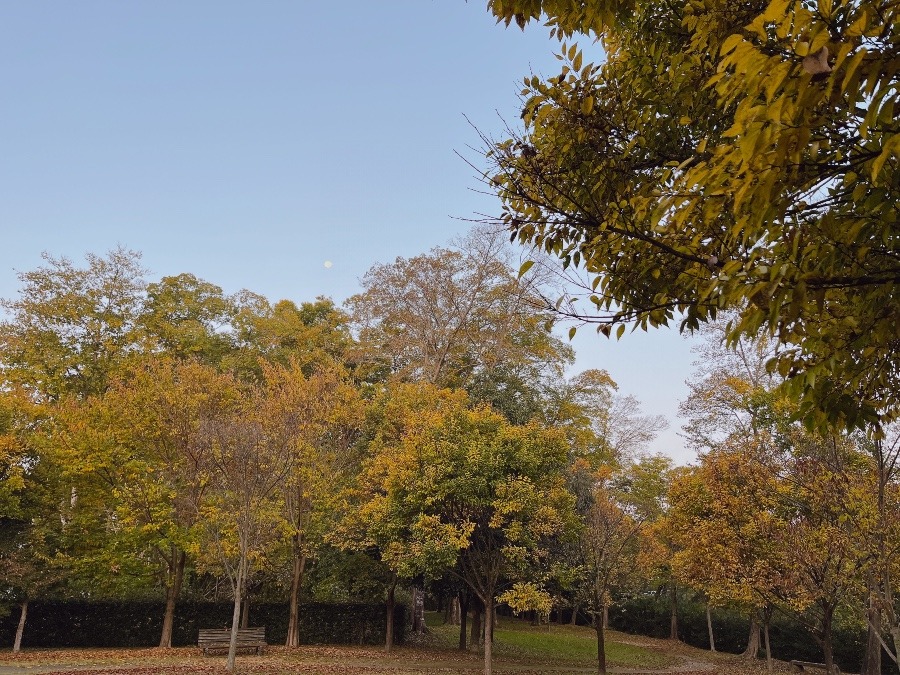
[0,601,406,649]
[609,595,867,673]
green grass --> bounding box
[423,612,674,669]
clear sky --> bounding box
[0,1,698,463]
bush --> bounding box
[0,601,406,649]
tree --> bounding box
[334,382,473,651]
[347,227,571,389]
[231,295,355,379]
[140,273,236,365]
[344,386,577,674]
[0,247,146,400]
[669,431,880,673]
[197,379,293,672]
[483,0,900,429]
[57,358,241,648]
[255,361,364,648]
[0,390,65,652]
[575,478,644,675]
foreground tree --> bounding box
[485,0,900,429]
[347,387,576,674]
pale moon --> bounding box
[323,260,333,269]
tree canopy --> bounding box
[485,0,900,430]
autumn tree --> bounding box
[0,247,146,401]
[575,477,644,675]
[56,358,243,647]
[0,389,65,652]
[484,0,900,430]
[139,273,236,365]
[231,295,355,379]
[255,361,364,648]
[670,431,881,673]
[197,377,293,672]
[344,386,576,674]
[347,227,571,389]
[335,383,473,651]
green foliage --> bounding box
[0,247,146,400]
[141,273,236,365]
[486,0,900,430]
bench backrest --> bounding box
[199,627,266,643]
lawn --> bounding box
[421,612,674,669]
[0,615,791,674]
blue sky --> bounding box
[0,1,698,462]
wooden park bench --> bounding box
[790,660,840,674]
[198,627,267,655]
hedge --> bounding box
[609,595,868,673]
[0,601,406,649]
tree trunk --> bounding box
[451,596,460,626]
[285,550,307,647]
[743,615,760,659]
[669,583,678,640]
[483,596,494,675]
[763,617,772,673]
[159,549,186,648]
[226,557,246,672]
[411,585,425,633]
[706,604,716,652]
[571,602,579,625]
[458,594,469,651]
[602,604,609,630]
[385,576,397,653]
[862,580,882,675]
[595,612,607,675]
[470,604,482,652]
[822,606,836,675]
[12,600,28,653]
[240,591,250,629]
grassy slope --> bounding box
[422,612,674,669]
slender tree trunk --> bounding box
[483,596,494,675]
[822,607,836,675]
[12,600,28,653]
[470,604,482,652]
[595,612,607,675]
[226,557,246,672]
[285,550,307,647]
[669,584,678,640]
[385,576,397,652]
[602,604,609,630]
[863,577,883,675]
[412,585,426,633]
[706,604,716,652]
[571,602,579,625]
[159,549,186,648]
[743,615,760,659]
[458,594,469,651]
[763,617,772,673]
[240,589,250,629]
